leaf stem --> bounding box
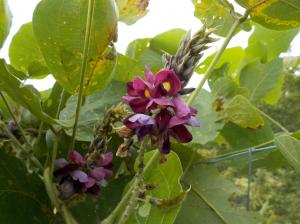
[70,0,95,149]
[0,91,30,146]
[102,149,160,224]
[55,89,67,119]
[187,10,249,106]
[256,108,289,133]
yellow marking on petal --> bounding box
[144,89,151,97]
[162,82,171,91]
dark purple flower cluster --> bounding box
[123,68,200,155]
[54,150,113,199]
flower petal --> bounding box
[170,125,192,143]
[68,150,85,166]
[85,177,96,188]
[71,170,89,183]
[129,98,149,113]
[155,70,181,95]
[147,98,174,109]
[53,164,80,177]
[127,82,139,97]
[173,97,190,118]
[89,167,106,181]
[54,158,69,168]
[188,116,200,127]
[98,152,113,167]
[136,125,153,140]
[129,114,155,125]
[160,135,171,154]
[133,76,147,91]
[144,67,155,84]
[168,116,187,128]
[156,109,171,131]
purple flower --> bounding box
[54,150,113,199]
[123,68,181,113]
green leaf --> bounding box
[0,59,60,125]
[0,151,51,223]
[197,47,245,76]
[113,54,144,82]
[32,0,118,95]
[220,122,274,150]
[128,151,183,224]
[190,89,224,144]
[275,134,300,173]
[59,81,124,141]
[116,0,149,25]
[9,23,49,79]
[247,24,298,61]
[235,0,300,30]
[239,58,283,103]
[193,0,251,37]
[150,29,187,55]
[223,95,264,129]
[0,0,11,48]
[126,38,151,61]
[176,165,259,224]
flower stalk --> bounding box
[187,10,250,106]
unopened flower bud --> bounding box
[115,126,134,138]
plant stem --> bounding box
[70,0,95,149]
[117,139,148,224]
[256,108,289,133]
[43,167,77,224]
[187,10,249,106]
[102,150,160,224]
[0,91,30,145]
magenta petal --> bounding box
[102,168,113,178]
[129,114,155,125]
[146,98,174,109]
[156,109,171,130]
[133,76,146,91]
[68,150,85,166]
[90,167,106,181]
[71,170,89,183]
[155,70,181,95]
[168,116,187,128]
[124,115,140,129]
[85,177,96,188]
[173,97,190,117]
[188,116,200,127]
[189,106,198,116]
[129,98,149,113]
[127,82,139,97]
[161,135,171,154]
[54,158,69,168]
[170,125,193,143]
[98,152,113,167]
[144,67,155,84]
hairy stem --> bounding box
[187,10,249,106]
[70,0,95,149]
[0,91,30,146]
[102,149,160,224]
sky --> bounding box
[0,0,299,90]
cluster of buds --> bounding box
[121,68,200,156]
[54,150,113,199]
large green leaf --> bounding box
[150,29,186,55]
[247,24,298,61]
[223,95,264,129]
[32,0,118,95]
[116,0,149,25]
[221,122,274,150]
[0,59,60,125]
[0,0,11,48]
[9,23,49,79]
[190,89,224,144]
[126,38,151,61]
[239,58,283,103]
[275,134,300,173]
[0,151,51,223]
[176,165,259,224]
[59,81,124,141]
[127,151,183,224]
[235,0,300,30]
